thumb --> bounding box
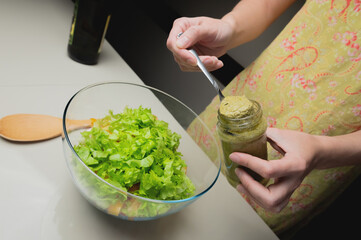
[176,25,207,49]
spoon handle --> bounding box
[65,119,93,131]
[0,114,92,142]
[188,49,225,101]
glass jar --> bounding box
[217,100,268,187]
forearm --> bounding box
[222,0,296,50]
[316,130,361,169]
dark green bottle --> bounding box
[67,0,111,65]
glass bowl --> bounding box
[62,82,221,221]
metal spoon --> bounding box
[188,49,225,102]
[176,32,225,101]
[0,114,92,142]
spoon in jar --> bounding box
[188,49,225,102]
[0,114,92,142]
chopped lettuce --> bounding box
[74,106,195,201]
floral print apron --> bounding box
[187,0,361,235]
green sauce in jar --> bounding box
[217,96,268,187]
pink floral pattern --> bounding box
[352,104,361,117]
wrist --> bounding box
[313,135,343,169]
[312,135,328,169]
[221,13,241,50]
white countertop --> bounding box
[0,0,278,239]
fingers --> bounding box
[235,168,293,213]
[174,54,223,72]
[199,56,224,71]
[167,17,196,66]
[168,18,209,50]
[229,128,313,212]
[266,128,288,153]
[172,50,198,70]
[175,25,206,49]
[266,127,304,154]
[166,17,189,51]
[166,17,224,72]
[172,49,223,72]
[229,152,295,179]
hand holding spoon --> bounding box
[0,114,92,142]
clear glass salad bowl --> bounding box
[62,82,221,221]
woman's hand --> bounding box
[166,0,297,72]
[230,127,361,212]
[166,17,233,72]
[229,128,323,212]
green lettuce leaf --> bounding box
[74,106,195,202]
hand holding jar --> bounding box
[228,128,320,212]
[229,127,361,213]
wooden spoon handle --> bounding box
[0,114,92,142]
[65,119,93,131]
